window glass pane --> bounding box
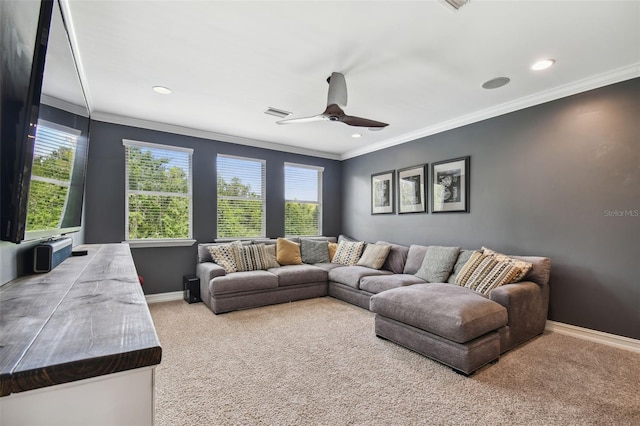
[26,121,79,231]
[124,141,192,240]
[284,163,322,236]
[217,155,265,238]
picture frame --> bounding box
[371,170,395,214]
[431,156,470,213]
[397,164,427,214]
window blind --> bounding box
[216,154,266,238]
[284,162,323,236]
[123,140,193,240]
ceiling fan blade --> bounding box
[276,114,328,125]
[340,114,389,128]
[327,72,347,107]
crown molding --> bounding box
[90,111,341,161]
[340,63,640,160]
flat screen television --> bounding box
[1,0,90,243]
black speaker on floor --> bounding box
[33,237,73,273]
[183,275,201,303]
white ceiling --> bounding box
[63,0,640,160]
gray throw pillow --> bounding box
[415,246,461,283]
[300,239,330,264]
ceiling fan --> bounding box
[277,72,389,129]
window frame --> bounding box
[284,162,324,237]
[123,139,195,248]
[216,153,267,239]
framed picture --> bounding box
[397,164,427,214]
[371,171,395,214]
[431,156,470,213]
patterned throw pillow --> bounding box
[207,241,242,273]
[356,244,391,269]
[480,247,532,282]
[332,240,365,266]
[233,243,271,272]
[276,238,303,265]
[455,250,533,294]
[300,239,330,264]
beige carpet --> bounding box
[149,297,640,425]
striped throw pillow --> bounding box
[234,243,271,272]
[455,250,532,294]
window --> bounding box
[124,140,192,241]
[217,154,266,238]
[26,120,81,233]
[284,163,323,236]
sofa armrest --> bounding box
[196,262,226,308]
[489,280,549,351]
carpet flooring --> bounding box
[149,297,640,425]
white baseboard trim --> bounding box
[545,320,640,353]
[145,291,183,304]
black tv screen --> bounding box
[1,0,90,243]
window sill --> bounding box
[123,239,197,249]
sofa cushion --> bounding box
[360,274,426,294]
[415,246,460,283]
[211,270,279,295]
[328,265,392,289]
[403,244,429,275]
[276,238,303,265]
[268,264,328,286]
[208,241,243,273]
[356,243,391,269]
[455,250,533,295]
[376,241,409,274]
[370,283,507,344]
[447,250,474,284]
[312,262,344,272]
[332,240,365,266]
[300,239,330,264]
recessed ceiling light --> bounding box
[482,77,510,89]
[152,86,172,95]
[352,133,362,138]
[531,59,556,71]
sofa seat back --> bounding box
[328,266,392,289]
[268,264,328,286]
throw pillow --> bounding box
[233,243,271,272]
[300,239,330,264]
[357,243,392,269]
[276,237,303,265]
[377,241,409,274]
[481,247,532,283]
[332,240,365,266]
[328,242,338,261]
[414,246,461,283]
[455,250,533,294]
[207,241,242,273]
[264,244,281,268]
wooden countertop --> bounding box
[0,244,162,397]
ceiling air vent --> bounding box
[442,0,470,11]
[264,107,291,118]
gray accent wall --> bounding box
[84,121,342,295]
[342,78,639,340]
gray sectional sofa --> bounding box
[196,236,550,375]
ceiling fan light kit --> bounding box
[277,72,389,129]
